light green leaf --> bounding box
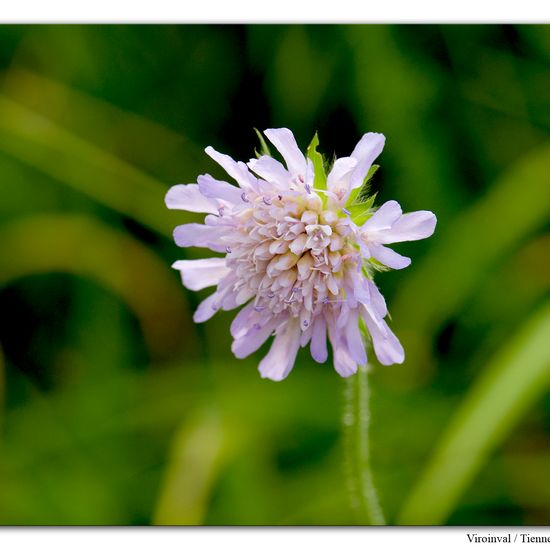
[398,300,550,525]
[0,95,176,237]
[348,164,379,206]
[349,193,377,225]
[0,214,191,359]
[307,132,327,191]
[254,127,271,158]
[388,141,550,384]
[153,407,237,525]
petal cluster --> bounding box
[166,128,436,381]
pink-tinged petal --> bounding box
[205,146,257,190]
[351,275,370,305]
[332,344,358,377]
[326,315,358,377]
[165,184,219,214]
[221,289,239,311]
[173,223,227,253]
[346,310,367,365]
[193,292,220,323]
[310,315,328,363]
[235,286,256,305]
[366,280,387,318]
[230,302,256,338]
[264,128,307,178]
[361,200,402,232]
[327,157,357,190]
[232,318,278,359]
[172,258,229,291]
[362,306,404,365]
[258,318,301,381]
[349,132,385,190]
[248,156,291,188]
[197,174,242,204]
[377,210,437,244]
[370,243,411,270]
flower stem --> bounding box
[343,365,386,525]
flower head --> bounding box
[166,128,436,381]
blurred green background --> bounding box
[0,24,549,525]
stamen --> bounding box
[218,206,225,217]
[254,305,265,312]
[298,174,305,183]
[342,208,351,216]
[278,194,283,201]
[262,196,272,206]
[253,323,261,330]
[267,291,275,298]
[241,192,250,203]
[304,183,311,194]
[225,246,232,253]
[303,319,309,327]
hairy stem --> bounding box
[343,365,385,525]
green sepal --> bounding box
[253,128,271,159]
[347,164,380,205]
[306,132,327,191]
[348,192,378,225]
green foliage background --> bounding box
[0,24,548,525]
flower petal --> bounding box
[326,315,358,377]
[173,223,228,253]
[345,310,367,365]
[197,174,242,204]
[172,258,229,291]
[232,317,278,359]
[377,210,437,244]
[366,280,387,318]
[205,146,257,190]
[258,317,301,381]
[248,156,291,189]
[369,243,411,270]
[264,128,307,178]
[326,157,358,203]
[362,200,402,232]
[165,184,219,214]
[230,302,256,339]
[310,315,328,363]
[349,132,385,190]
[193,292,220,323]
[362,306,404,366]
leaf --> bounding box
[254,127,271,159]
[398,300,550,525]
[153,407,237,525]
[348,192,378,225]
[389,141,550,381]
[348,164,380,206]
[307,132,327,191]
[0,95,177,237]
[0,213,192,360]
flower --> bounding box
[166,128,436,381]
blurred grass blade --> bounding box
[0,68,205,179]
[153,407,234,525]
[0,345,4,430]
[390,142,550,383]
[398,300,550,525]
[0,95,179,237]
[0,214,192,359]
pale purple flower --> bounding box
[166,128,436,381]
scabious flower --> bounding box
[166,128,436,381]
